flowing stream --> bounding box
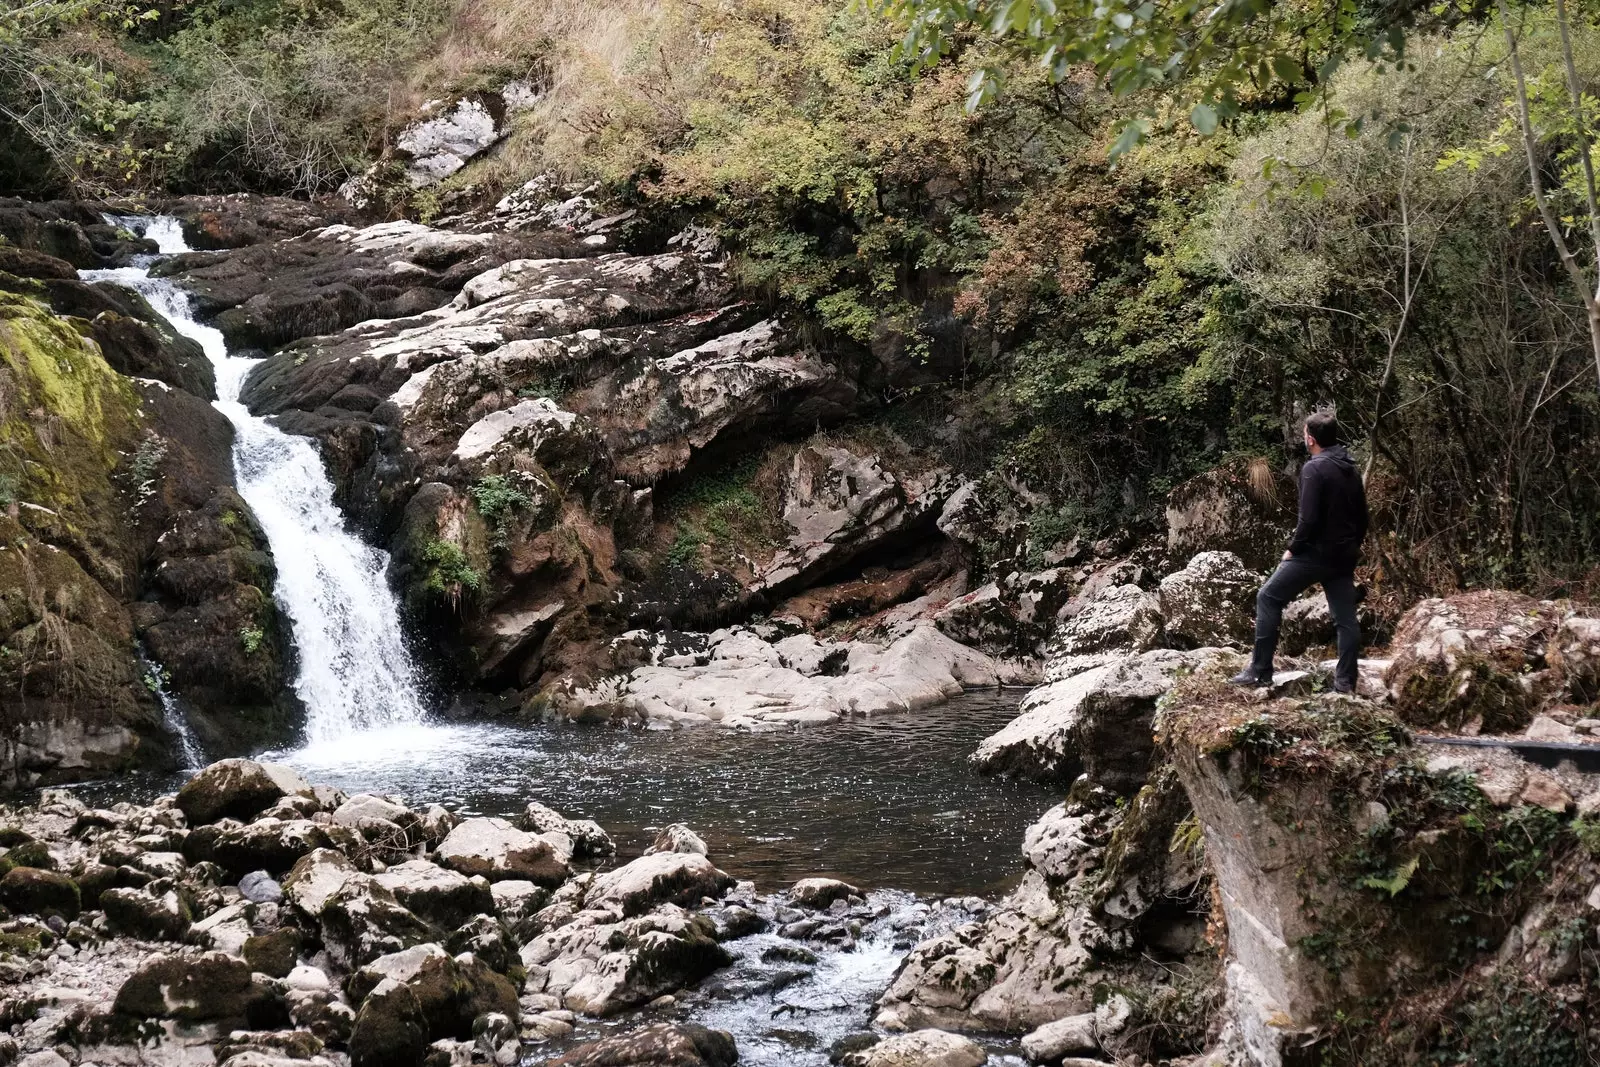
[88,217,428,745]
[80,216,1049,1067]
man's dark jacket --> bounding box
[1288,444,1369,571]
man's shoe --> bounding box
[1332,681,1357,695]
[1227,670,1272,688]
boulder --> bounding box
[858,1030,986,1067]
[1165,466,1292,571]
[1156,551,1258,648]
[177,759,311,825]
[349,978,428,1067]
[1020,1014,1098,1061]
[789,877,859,910]
[489,880,549,935]
[101,886,191,940]
[114,951,282,1027]
[586,853,735,917]
[244,928,302,977]
[349,943,519,1042]
[550,1023,738,1067]
[644,824,708,857]
[374,861,495,928]
[1384,591,1553,733]
[518,803,615,858]
[1549,612,1600,705]
[973,649,1217,789]
[522,906,733,1016]
[240,870,285,904]
[435,818,569,885]
[317,879,440,971]
[211,818,335,875]
[284,848,363,916]
[0,868,79,919]
[1053,585,1162,658]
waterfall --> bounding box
[89,216,429,744]
[138,648,205,770]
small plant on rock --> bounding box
[469,475,534,551]
[238,627,264,655]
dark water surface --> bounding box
[84,692,1055,898]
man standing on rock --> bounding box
[1229,411,1368,693]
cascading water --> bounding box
[137,647,205,770]
[88,216,428,744]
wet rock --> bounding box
[518,803,615,858]
[1156,551,1257,648]
[586,853,735,917]
[856,1030,986,1067]
[790,878,859,910]
[100,886,190,940]
[334,794,420,840]
[114,950,283,1027]
[550,1022,738,1067]
[1020,1014,1098,1061]
[240,870,285,904]
[436,818,570,885]
[0,869,78,920]
[645,824,708,857]
[375,861,494,929]
[178,759,312,825]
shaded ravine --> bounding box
[76,217,1054,1067]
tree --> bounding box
[866,0,1451,148]
[1500,0,1600,392]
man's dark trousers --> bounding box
[1248,557,1359,689]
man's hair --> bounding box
[1304,411,1340,447]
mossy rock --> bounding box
[113,950,284,1026]
[0,840,54,872]
[243,928,302,977]
[0,867,79,919]
[349,980,428,1067]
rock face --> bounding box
[0,202,292,781]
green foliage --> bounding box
[420,538,482,607]
[469,474,534,551]
[1433,974,1585,1067]
[1571,814,1600,856]
[238,626,264,655]
[869,0,1437,148]
[664,529,704,571]
[658,453,777,571]
[0,473,14,509]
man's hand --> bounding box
[1283,550,1293,561]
